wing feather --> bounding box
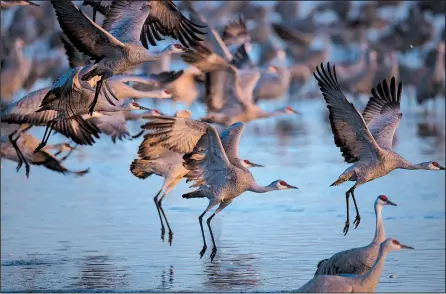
[362,77,402,150]
[141,115,232,186]
[140,0,207,49]
[314,63,381,163]
[51,0,124,61]
[219,122,245,161]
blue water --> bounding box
[1,96,444,292]
[1,1,445,292]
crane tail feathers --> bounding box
[182,190,206,199]
[330,178,346,186]
[317,259,328,268]
[130,159,154,179]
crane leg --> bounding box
[89,77,104,116]
[34,120,56,154]
[60,144,78,162]
[9,131,30,178]
[153,189,165,241]
[343,190,351,236]
[351,189,361,229]
[206,201,230,262]
[157,192,173,246]
[198,201,217,259]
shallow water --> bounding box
[1,96,445,292]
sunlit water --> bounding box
[2,1,445,291]
[1,95,445,292]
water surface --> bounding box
[1,96,444,292]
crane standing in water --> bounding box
[315,195,397,276]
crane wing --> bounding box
[182,44,253,110]
[51,0,125,61]
[141,115,232,184]
[102,1,152,45]
[108,70,184,89]
[140,0,207,49]
[314,247,370,276]
[60,34,91,68]
[219,122,245,161]
[314,63,381,163]
[85,112,130,143]
[362,77,402,150]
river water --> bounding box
[1,94,445,292]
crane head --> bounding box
[284,106,300,115]
[275,180,298,190]
[383,238,414,251]
[430,161,445,170]
[377,195,397,206]
[241,159,264,168]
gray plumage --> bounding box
[50,0,191,114]
[297,238,414,293]
[181,44,299,127]
[130,110,264,245]
[0,0,38,9]
[1,132,89,177]
[253,50,291,102]
[314,62,445,235]
[416,43,445,105]
[315,195,397,276]
[141,115,297,262]
[0,39,32,103]
[82,0,207,49]
[1,88,102,146]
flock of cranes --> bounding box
[1,1,445,292]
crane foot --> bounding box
[343,221,350,236]
[210,246,217,262]
[168,231,173,246]
[160,227,165,242]
[16,161,23,172]
[25,163,30,179]
[199,245,207,258]
[353,215,361,229]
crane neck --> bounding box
[248,182,277,193]
[434,48,444,81]
[371,204,385,245]
[359,244,389,291]
[117,83,169,100]
[397,160,431,170]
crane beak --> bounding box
[400,244,414,250]
[439,165,445,170]
[251,162,264,167]
[386,199,397,206]
[138,105,150,110]
[286,184,298,189]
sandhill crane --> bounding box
[130,110,264,245]
[252,50,292,103]
[0,38,32,104]
[181,44,299,128]
[315,195,397,276]
[50,0,204,115]
[314,63,445,235]
[1,133,89,177]
[296,238,414,293]
[221,14,250,49]
[1,88,103,177]
[60,34,182,102]
[34,65,151,153]
[416,43,445,108]
[0,0,38,9]
[142,116,297,261]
